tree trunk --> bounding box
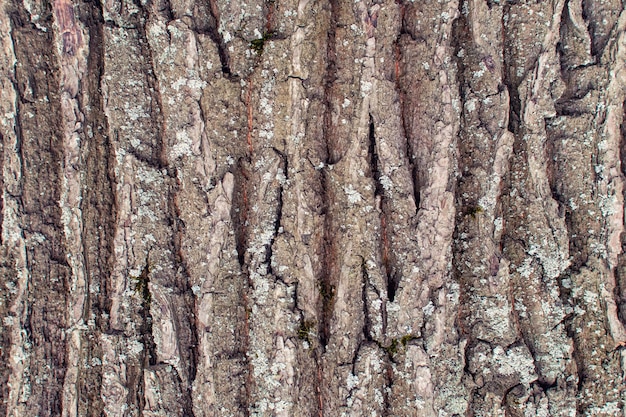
[1,0,625,415]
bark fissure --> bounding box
[318,166,335,350]
[360,258,373,342]
[136,7,169,170]
[322,0,338,164]
[367,115,397,303]
[204,0,233,76]
[7,4,72,415]
[318,0,339,351]
[619,103,626,326]
[74,0,114,413]
[232,160,250,267]
[171,191,200,397]
[266,148,285,280]
[394,19,420,216]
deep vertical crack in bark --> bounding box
[266,147,285,276]
[395,9,420,217]
[232,161,252,416]
[67,0,113,413]
[318,0,339,353]
[318,164,335,350]
[367,114,397,302]
[6,3,71,415]
[137,260,157,366]
[171,189,200,407]
[322,0,338,165]
[205,0,232,76]
[0,14,26,417]
[140,3,201,409]
[232,161,250,267]
[618,102,626,327]
[360,258,373,342]
[0,131,6,417]
[137,6,168,170]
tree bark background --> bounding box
[1,0,626,415]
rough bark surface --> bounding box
[1,0,626,415]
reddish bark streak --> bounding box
[381,215,391,279]
[246,79,253,153]
[394,43,401,84]
[241,290,253,416]
[53,0,82,56]
[265,1,274,33]
[316,364,324,417]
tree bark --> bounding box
[1,0,625,415]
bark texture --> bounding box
[1,0,626,415]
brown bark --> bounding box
[1,0,625,416]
